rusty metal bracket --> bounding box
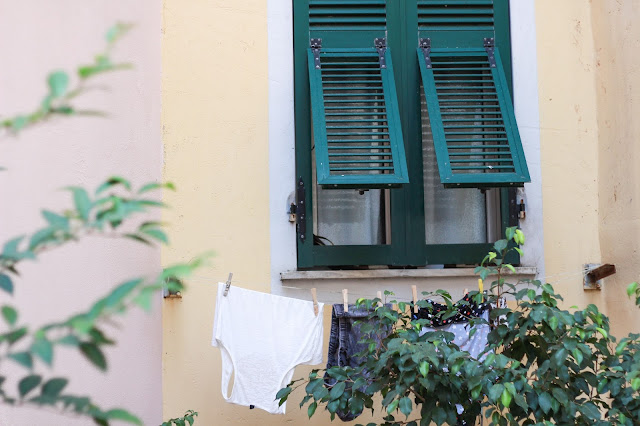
[583,263,616,291]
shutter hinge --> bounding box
[374,38,387,69]
[296,177,307,242]
[419,38,432,69]
[484,37,497,68]
[310,38,322,69]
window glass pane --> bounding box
[315,186,387,246]
[421,87,488,245]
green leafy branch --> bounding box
[0,258,204,425]
[161,409,198,426]
[0,176,175,284]
[1,22,133,133]
[0,176,207,425]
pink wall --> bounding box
[0,1,162,425]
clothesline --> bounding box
[186,265,592,298]
[184,274,532,307]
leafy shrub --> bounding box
[278,228,640,425]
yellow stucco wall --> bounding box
[535,0,604,310]
[160,0,274,424]
[591,0,640,335]
[536,0,640,334]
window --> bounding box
[294,0,529,269]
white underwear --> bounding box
[212,283,324,414]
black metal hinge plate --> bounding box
[296,177,307,242]
[420,38,432,69]
[310,38,322,69]
[484,37,496,68]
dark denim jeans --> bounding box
[325,304,390,422]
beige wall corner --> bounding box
[535,0,604,310]
[0,1,162,425]
[160,0,271,424]
[591,1,640,335]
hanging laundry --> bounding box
[211,283,324,414]
[325,304,391,422]
[413,294,491,426]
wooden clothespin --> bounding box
[376,291,383,308]
[411,285,418,314]
[311,288,319,316]
[223,273,233,297]
[342,289,349,313]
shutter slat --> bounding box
[309,48,408,188]
[309,0,386,47]
[418,0,495,47]
[418,47,529,188]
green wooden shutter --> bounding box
[309,46,408,188]
[418,0,496,48]
[309,0,387,48]
[417,46,529,187]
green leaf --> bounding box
[514,229,525,245]
[96,176,132,195]
[572,348,584,366]
[307,401,317,418]
[8,352,33,369]
[105,409,142,425]
[5,327,28,345]
[3,236,24,257]
[19,375,42,397]
[1,305,18,326]
[596,327,608,338]
[29,227,57,250]
[138,182,176,194]
[615,341,629,355]
[42,210,70,230]
[551,387,569,405]
[489,384,504,402]
[329,381,345,400]
[31,338,54,366]
[124,234,152,246]
[80,343,107,371]
[133,288,155,312]
[419,361,429,378]
[57,335,81,346]
[66,187,92,221]
[494,239,508,253]
[399,396,412,418]
[505,227,515,240]
[0,274,14,295]
[48,71,69,98]
[11,116,29,131]
[105,279,143,309]
[42,378,68,397]
[386,399,399,415]
[500,389,512,408]
[548,316,558,331]
[538,392,552,414]
[504,264,516,273]
[627,282,638,297]
[275,387,292,401]
[140,228,169,244]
